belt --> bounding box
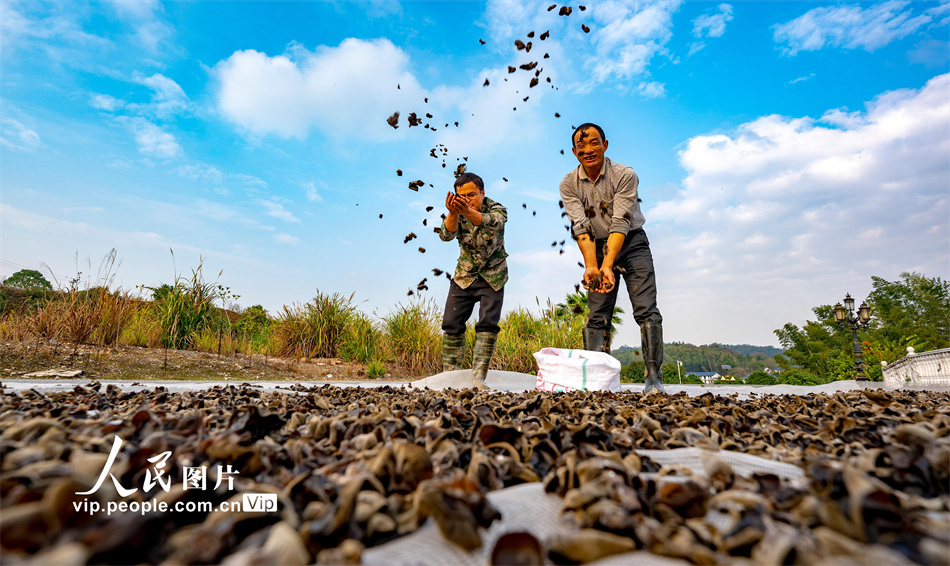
[595,228,643,245]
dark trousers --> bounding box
[587,228,662,330]
[442,276,505,335]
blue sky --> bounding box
[2,0,948,349]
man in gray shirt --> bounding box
[559,123,666,394]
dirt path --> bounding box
[0,340,421,382]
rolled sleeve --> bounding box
[481,205,507,233]
[559,176,592,238]
[608,168,640,236]
[439,221,457,241]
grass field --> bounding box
[0,271,586,379]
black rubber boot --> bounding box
[641,321,667,394]
[583,328,610,353]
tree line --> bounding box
[773,271,948,383]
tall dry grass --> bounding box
[5,251,138,352]
[340,311,383,364]
[120,305,162,348]
[46,287,137,351]
[193,327,241,356]
[146,265,232,350]
[273,291,355,359]
[1,252,590,378]
[381,299,443,376]
[0,313,30,341]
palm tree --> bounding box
[554,291,624,334]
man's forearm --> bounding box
[462,209,482,225]
[577,235,599,268]
[445,213,459,232]
[601,233,626,270]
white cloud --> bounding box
[303,182,324,202]
[132,73,188,117]
[483,0,681,91]
[638,81,666,98]
[924,1,950,26]
[91,73,188,160]
[116,116,180,158]
[213,39,427,140]
[774,0,934,55]
[0,118,43,151]
[274,233,301,245]
[105,0,174,52]
[259,200,301,223]
[789,73,815,85]
[91,94,124,111]
[231,174,269,192]
[908,38,950,67]
[429,64,555,158]
[175,164,224,184]
[0,202,265,294]
[585,0,682,85]
[649,73,949,343]
[693,4,733,38]
[1,1,111,55]
[211,32,561,158]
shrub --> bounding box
[146,267,233,350]
[0,286,55,316]
[234,305,273,355]
[662,362,681,383]
[620,360,645,383]
[777,368,823,386]
[274,291,355,359]
[2,269,53,290]
[366,360,386,379]
[747,371,776,385]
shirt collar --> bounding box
[577,157,609,182]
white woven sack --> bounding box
[534,347,621,392]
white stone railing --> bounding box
[882,347,950,388]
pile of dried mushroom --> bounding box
[1,383,947,565]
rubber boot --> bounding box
[472,331,497,391]
[442,333,466,372]
[641,321,667,394]
[583,327,610,353]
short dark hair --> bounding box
[572,123,606,148]
[454,172,484,192]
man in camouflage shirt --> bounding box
[439,172,508,390]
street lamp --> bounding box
[833,293,872,381]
